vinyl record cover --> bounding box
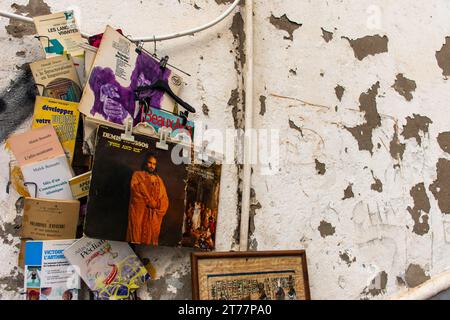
[78,26,183,126]
[181,164,222,250]
[84,126,188,246]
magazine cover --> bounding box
[64,237,150,300]
[32,96,80,163]
[180,164,221,250]
[78,26,183,127]
[30,55,83,102]
[24,240,80,300]
[84,126,188,246]
[141,106,195,139]
[33,11,84,58]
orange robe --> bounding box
[127,171,169,245]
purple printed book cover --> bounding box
[78,26,183,127]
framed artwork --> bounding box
[191,251,311,300]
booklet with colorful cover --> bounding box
[33,11,84,58]
[30,55,83,102]
[64,237,150,300]
[84,125,188,246]
[32,96,80,163]
[141,106,195,139]
[24,240,80,300]
[78,26,184,127]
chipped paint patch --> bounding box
[289,119,303,137]
[437,132,450,154]
[361,271,388,298]
[5,0,51,38]
[346,82,381,154]
[269,14,302,41]
[401,114,432,146]
[315,159,326,175]
[392,74,416,101]
[342,184,354,200]
[248,189,262,251]
[371,171,383,193]
[340,251,356,267]
[407,183,430,236]
[259,95,266,116]
[389,124,406,161]
[436,36,450,77]
[318,221,335,238]
[335,85,345,102]
[202,104,210,117]
[430,158,450,214]
[321,28,333,43]
[405,264,430,288]
[343,35,388,61]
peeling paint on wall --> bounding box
[5,0,51,38]
[343,35,389,61]
[401,114,432,146]
[437,132,450,154]
[346,82,381,154]
[259,95,266,116]
[269,14,302,41]
[407,183,430,236]
[361,271,388,298]
[342,184,354,200]
[318,221,335,238]
[389,124,406,161]
[335,85,345,102]
[321,28,333,43]
[371,171,383,193]
[392,73,416,101]
[430,158,450,214]
[405,264,430,288]
[315,159,326,176]
[436,36,450,77]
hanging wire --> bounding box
[0,0,241,42]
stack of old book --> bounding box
[5,10,222,301]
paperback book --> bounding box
[24,240,80,300]
[64,237,149,300]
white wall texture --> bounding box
[0,0,449,300]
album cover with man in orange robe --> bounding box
[84,126,187,246]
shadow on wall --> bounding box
[431,289,450,300]
[0,66,36,142]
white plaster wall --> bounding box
[0,0,449,300]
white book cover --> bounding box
[21,155,74,200]
[64,237,149,300]
[24,240,80,300]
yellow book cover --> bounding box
[32,96,80,163]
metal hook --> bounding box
[24,182,38,198]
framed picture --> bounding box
[191,251,311,300]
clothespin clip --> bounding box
[156,127,173,151]
[179,110,189,127]
[34,35,51,53]
[121,118,135,142]
[135,41,145,55]
[160,56,169,70]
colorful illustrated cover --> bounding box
[33,11,84,58]
[22,198,80,240]
[6,125,66,167]
[84,126,188,246]
[30,55,83,102]
[24,240,80,300]
[64,237,150,300]
[32,96,80,163]
[141,106,195,139]
[21,155,74,200]
[180,164,221,250]
[88,29,123,48]
[78,26,183,127]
